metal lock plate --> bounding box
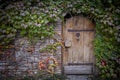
[65,40,71,48]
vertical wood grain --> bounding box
[63,16,95,65]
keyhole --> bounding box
[76,33,80,41]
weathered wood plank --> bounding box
[67,75,90,80]
[64,65,93,75]
[84,17,95,63]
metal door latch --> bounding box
[65,40,71,48]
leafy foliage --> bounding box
[95,23,120,79]
[0,0,120,79]
[39,42,61,53]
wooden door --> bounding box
[63,16,95,74]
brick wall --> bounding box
[0,21,62,78]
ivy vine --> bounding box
[0,0,120,79]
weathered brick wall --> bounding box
[0,21,62,77]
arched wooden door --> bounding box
[63,16,95,75]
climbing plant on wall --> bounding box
[0,0,120,79]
